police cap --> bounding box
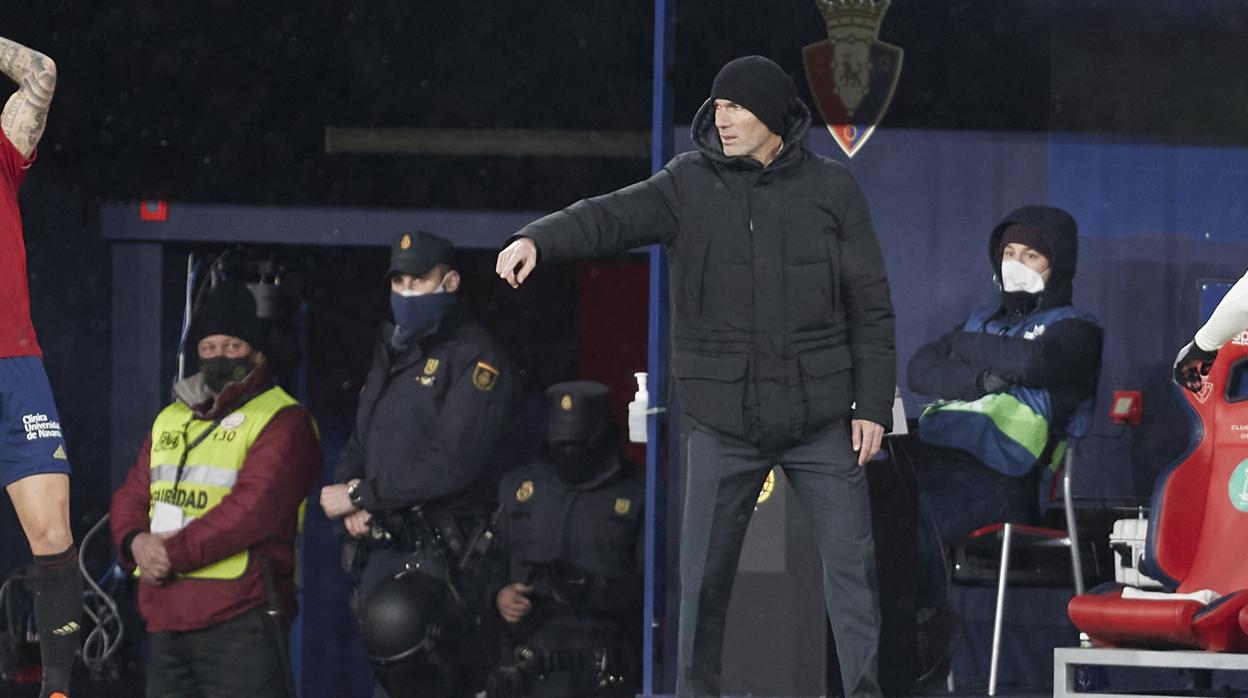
[546,380,611,443]
[387,230,455,279]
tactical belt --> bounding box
[535,644,630,677]
[367,502,498,575]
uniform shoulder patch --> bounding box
[472,361,500,392]
[516,480,535,502]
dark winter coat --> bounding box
[334,302,518,512]
[517,99,895,453]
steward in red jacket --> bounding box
[110,282,320,697]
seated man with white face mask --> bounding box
[904,206,1103,687]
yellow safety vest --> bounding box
[146,386,299,580]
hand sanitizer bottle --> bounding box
[628,372,649,443]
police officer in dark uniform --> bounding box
[490,381,644,698]
[320,230,518,698]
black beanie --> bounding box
[711,55,796,137]
[998,223,1055,263]
[187,282,267,352]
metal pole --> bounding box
[177,253,195,382]
[1063,446,1086,596]
[988,524,1013,696]
[643,0,674,693]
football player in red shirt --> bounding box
[0,33,78,698]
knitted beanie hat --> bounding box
[998,223,1055,263]
[711,56,796,136]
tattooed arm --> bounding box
[0,35,56,159]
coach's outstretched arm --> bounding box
[0,35,56,158]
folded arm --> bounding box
[948,318,1103,388]
[907,328,989,401]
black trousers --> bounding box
[146,607,290,698]
[675,422,883,698]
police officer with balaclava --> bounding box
[319,230,518,698]
[490,381,644,698]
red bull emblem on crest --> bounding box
[802,0,903,158]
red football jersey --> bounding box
[0,129,40,358]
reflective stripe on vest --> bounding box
[918,305,1094,476]
[146,386,299,580]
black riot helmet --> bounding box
[359,570,459,698]
[360,570,449,662]
[545,381,618,484]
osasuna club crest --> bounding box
[802,0,903,158]
[1194,378,1214,405]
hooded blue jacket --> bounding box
[908,206,1103,475]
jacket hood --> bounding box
[174,357,273,419]
[690,96,813,168]
[988,205,1079,308]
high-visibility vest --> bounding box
[918,305,1098,476]
[146,386,299,580]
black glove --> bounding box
[549,561,592,607]
[978,371,1013,394]
[1174,341,1218,393]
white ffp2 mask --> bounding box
[1000,260,1045,294]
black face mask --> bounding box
[201,356,253,393]
[390,290,457,349]
[550,426,616,484]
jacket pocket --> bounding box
[826,237,841,315]
[671,351,749,437]
[797,346,854,432]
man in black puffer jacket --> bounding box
[496,56,895,698]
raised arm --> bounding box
[0,35,56,158]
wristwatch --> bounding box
[347,480,364,509]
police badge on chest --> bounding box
[417,357,439,387]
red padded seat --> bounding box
[1069,340,1248,651]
